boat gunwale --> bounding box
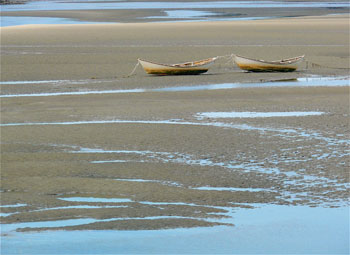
[138,57,217,69]
[234,54,305,65]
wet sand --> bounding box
[1,12,349,233]
[2,7,349,24]
[1,15,349,82]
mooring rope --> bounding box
[124,55,236,77]
[216,54,235,61]
[125,61,140,77]
[123,54,348,77]
[212,54,237,69]
[305,60,349,70]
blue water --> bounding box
[1,1,349,26]
[1,76,349,98]
[153,76,350,92]
[58,197,133,203]
[2,1,349,12]
[0,16,108,27]
[196,111,325,119]
[1,205,349,254]
[146,10,217,19]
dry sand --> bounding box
[1,15,349,82]
[1,14,349,231]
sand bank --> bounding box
[2,6,349,24]
[1,15,349,83]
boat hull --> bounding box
[138,58,215,75]
[142,68,208,75]
[234,55,304,72]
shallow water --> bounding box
[148,16,274,23]
[0,16,108,27]
[1,76,348,98]
[0,117,346,144]
[0,205,129,217]
[146,10,217,19]
[0,88,146,98]
[154,76,350,92]
[2,205,349,254]
[1,141,348,252]
[2,216,203,233]
[2,116,349,187]
[1,77,349,251]
[115,178,183,187]
[196,111,324,119]
[0,79,112,85]
[1,1,348,26]
[67,144,349,206]
[144,10,272,22]
[193,186,274,192]
[0,203,27,208]
[0,204,29,217]
[2,1,349,12]
[2,118,349,149]
[58,197,133,203]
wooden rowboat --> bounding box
[233,54,305,72]
[138,57,217,75]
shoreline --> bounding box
[1,10,349,26]
[1,0,349,25]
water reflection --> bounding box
[195,111,324,119]
[1,76,348,98]
[1,205,348,254]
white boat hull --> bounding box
[138,58,216,75]
[234,55,304,72]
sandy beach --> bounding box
[0,3,349,252]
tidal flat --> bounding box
[1,2,349,254]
